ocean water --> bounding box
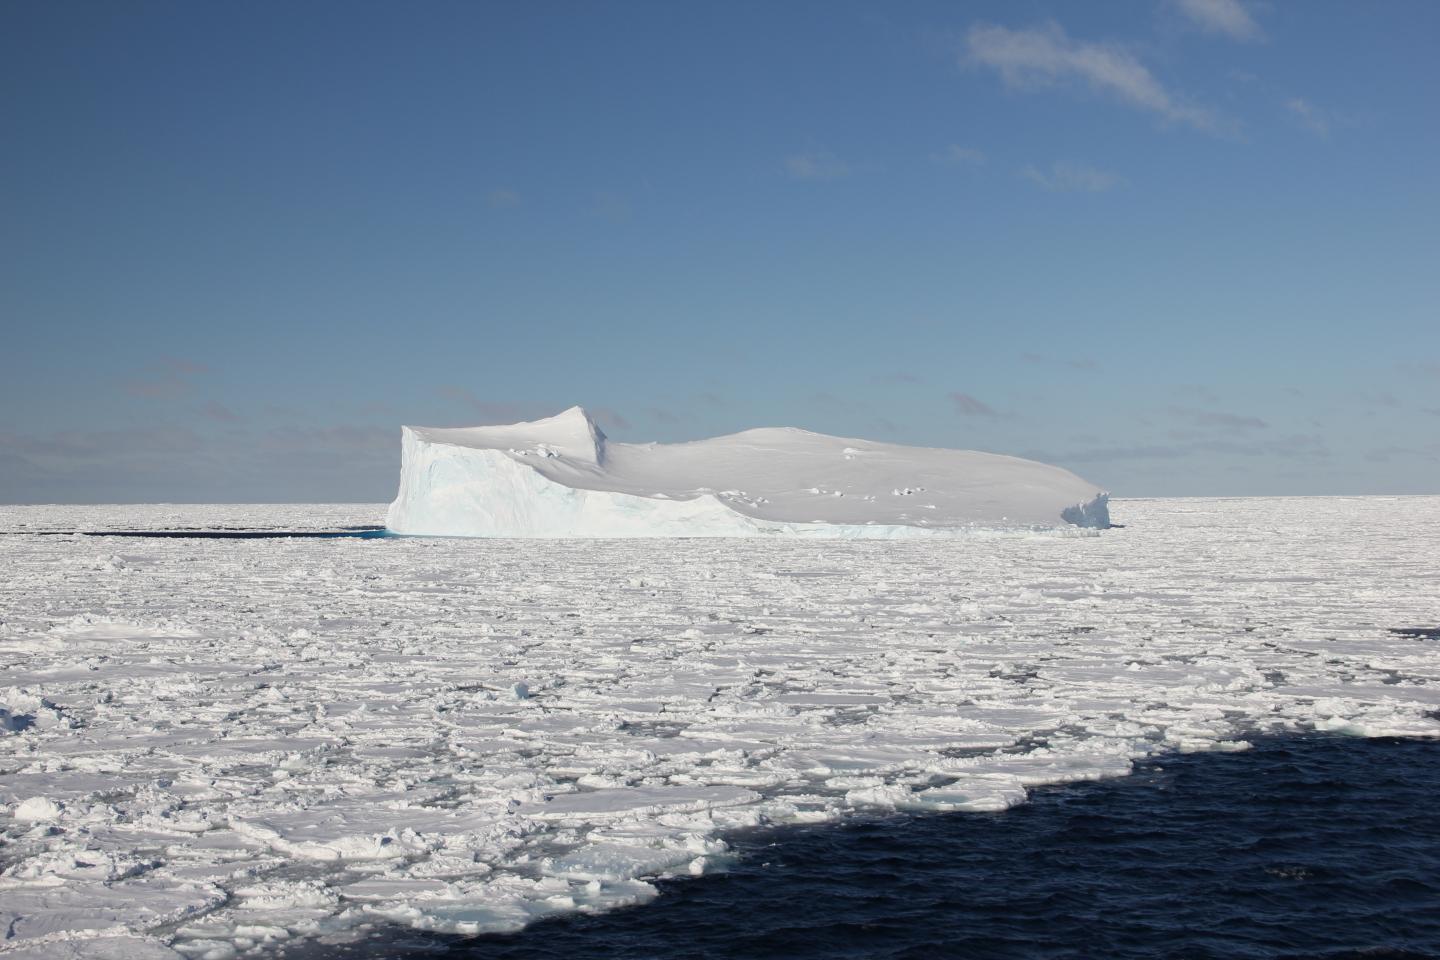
[324,735,1440,960]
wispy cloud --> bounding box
[486,188,522,209]
[1021,161,1121,193]
[1173,383,1220,403]
[0,415,404,503]
[437,388,554,425]
[949,391,998,417]
[1359,391,1401,409]
[872,417,901,434]
[1170,405,1269,430]
[1283,97,1330,137]
[1398,360,1440,380]
[590,407,631,432]
[1173,0,1263,42]
[1022,352,1100,371]
[588,192,632,222]
[200,401,241,423]
[0,428,208,460]
[1365,443,1440,464]
[1024,443,1191,464]
[123,379,189,399]
[932,144,985,166]
[965,21,1221,133]
[261,425,392,453]
[121,356,209,399]
[1027,433,1327,464]
[785,150,849,181]
[160,357,207,376]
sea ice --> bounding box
[0,496,1437,957]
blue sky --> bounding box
[3,0,1437,502]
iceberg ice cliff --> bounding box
[386,406,1109,537]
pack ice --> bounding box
[385,406,1110,537]
[2,497,1440,958]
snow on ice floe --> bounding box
[1,496,1439,957]
[385,406,1110,537]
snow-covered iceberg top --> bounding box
[386,406,1109,537]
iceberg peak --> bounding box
[408,405,607,467]
[521,405,608,465]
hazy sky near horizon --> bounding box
[3,0,1437,502]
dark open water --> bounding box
[314,734,1440,960]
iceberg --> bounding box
[385,406,1109,537]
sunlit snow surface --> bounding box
[1,497,1438,958]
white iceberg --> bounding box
[386,406,1109,537]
